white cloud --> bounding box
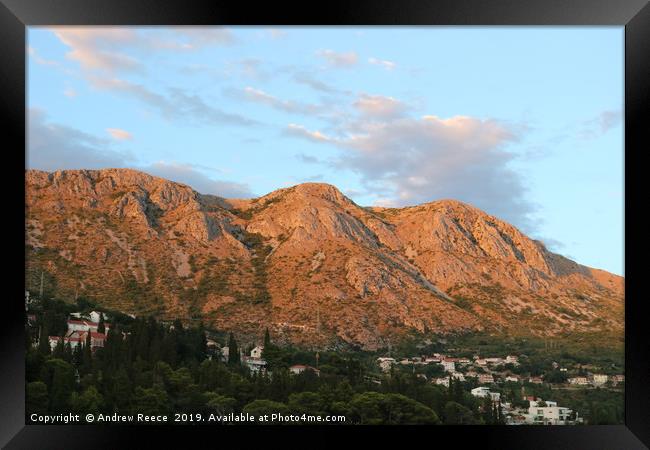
[106,128,133,140]
[145,162,253,198]
[88,76,256,126]
[52,28,142,74]
[239,87,323,116]
[286,113,535,230]
[353,94,409,119]
[27,46,62,68]
[368,57,396,70]
[316,49,358,68]
[50,27,236,75]
[28,109,134,171]
[285,124,333,143]
[27,109,252,198]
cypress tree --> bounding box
[53,335,65,359]
[38,325,51,355]
[264,328,271,348]
[97,312,105,334]
[82,330,93,374]
[227,333,240,366]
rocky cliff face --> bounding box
[25,169,624,349]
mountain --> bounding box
[25,169,624,349]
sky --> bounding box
[26,27,624,275]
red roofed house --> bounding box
[289,364,320,376]
[49,330,107,352]
[67,319,111,334]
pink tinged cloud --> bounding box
[106,128,133,140]
[353,94,409,119]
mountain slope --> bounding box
[25,169,624,349]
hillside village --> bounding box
[26,290,623,425]
[374,352,623,425]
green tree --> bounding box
[288,392,326,417]
[43,358,76,413]
[97,312,106,334]
[443,401,480,425]
[38,325,51,356]
[204,393,237,416]
[227,333,240,366]
[263,328,271,348]
[81,330,93,375]
[26,381,49,416]
[71,385,104,415]
[243,399,289,422]
[132,385,171,416]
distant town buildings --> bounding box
[524,399,577,425]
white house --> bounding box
[471,387,501,403]
[441,360,456,372]
[220,346,230,362]
[242,356,267,374]
[434,377,450,387]
[505,355,520,365]
[49,330,106,351]
[611,375,625,386]
[489,392,501,402]
[591,374,608,386]
[471,387,491,398]
[505,375,521,383]
[525,400,576,425]
[478,373,494,384]
[250,345,264,359]
[289,364,320,376]
[377,357,396,372]
[67,319,111,335]
[568,376,589,386]
[451,372,465,381]
[485,357,504,366]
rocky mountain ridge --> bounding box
[25,169,624,349]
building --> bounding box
[611,375,625,386]
[489,391,501,402]
[49,330,106,351]
[440,360,456,372]
[242,356,267,374]
[66,319,111,335]
[289,364,320,376]
[377,357,396,372]
[471,387,491,398]
[485,357,504,366]
[478,373,494,384]
[505,375,521,383]
[528,377,544,384]
[505,355,520,365]
[451,372,465,381]
[424,357,441,364]
[220,346,230,363]
[250,345,264,359]
[591,374,608,386]
[525,400,577,425]
[434,377,450,387]
[568,376,589,386]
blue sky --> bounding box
[26,27,624,275]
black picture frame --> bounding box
[1,1,647,448]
